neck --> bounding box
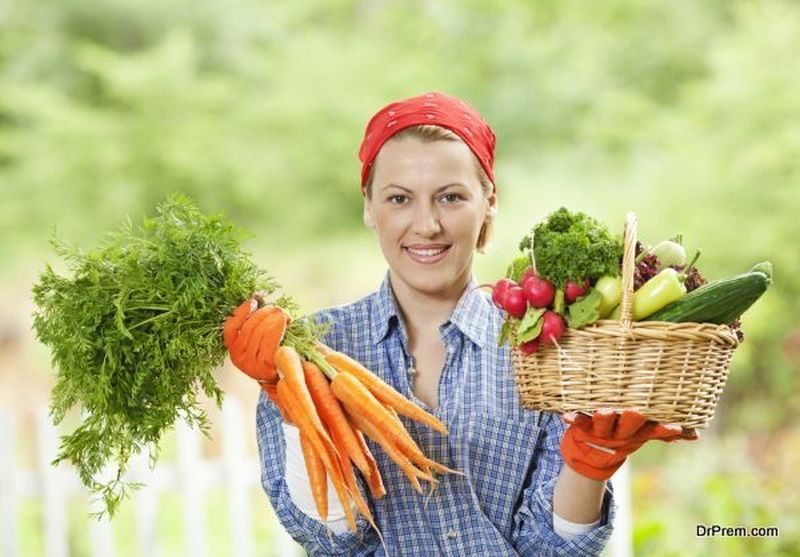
[388,270,471,340]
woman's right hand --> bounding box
[223,299,292,420]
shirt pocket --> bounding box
[467,412,542,530]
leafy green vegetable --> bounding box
[31,193,300,516]
[521,207,622,288]
[498,317,514,346]
[516,307,546,343]
[566,289,603,329]
[505,255,531,282]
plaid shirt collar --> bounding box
[370,272,493,349]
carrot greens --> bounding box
[32,193,284,515]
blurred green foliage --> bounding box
[2,0,799,554]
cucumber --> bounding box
[750,261,773,281]
[646,264,771,324]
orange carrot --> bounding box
[318,440,357,532]
[347,409,433,493]
[275,346,337,455]
[338,451,375,523]
[382,405,430,478]
[331,372,433,467]
[303,361,372,477]
[277,378,356,532]
[383,405,419,454]
[299,430,328,522]
[321,345,448,434]
[303,363,379,525]
[277,378,335,476]
[319,441,357,532]
[381,405,463,476]
[262,382,292,423]
[408,451,463,477]
[353,429,386,499]
[335,441,387,550]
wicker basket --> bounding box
[512,212,739,429]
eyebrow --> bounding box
[382,183,468,194]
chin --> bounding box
[394,265,462,297]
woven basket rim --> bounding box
[574,318,740,345]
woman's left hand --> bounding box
[560,409,697,481]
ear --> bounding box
[485,191,498,220]
[363,198,376,229]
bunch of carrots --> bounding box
[223,299,459,536]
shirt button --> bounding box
[446,528,458,539]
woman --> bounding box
[226,92,694,556]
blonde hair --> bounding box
[363,124,495,252]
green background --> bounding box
[2,0,798,555]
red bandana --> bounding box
[358,91,496,194]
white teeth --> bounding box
[408,247,447,257]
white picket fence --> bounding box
[0,403,633,557]
[0,400,302,557]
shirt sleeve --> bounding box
[552,513,601,541]
[255,391,380,556]
[511,412,615,557]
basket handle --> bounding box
[619,212,637,327]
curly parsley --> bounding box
[520,207,622,287]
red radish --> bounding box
[502,286,527,318]
[520,266,536,285]
[540,311,565,343]
[519,338,540,355]
[522,275,556,308]
[491,278,515,308]
[564,279,590,303]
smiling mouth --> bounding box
[403,245,452,264]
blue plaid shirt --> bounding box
[256,273,615,556]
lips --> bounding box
[408,246,447,257]
[403,244,452,264]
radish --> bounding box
[502,286,527,318]
[520,266,536,285]
[519,338,540,355]
[491,278,515,309]
[540,311,565,343]
[564,279,589,303]
[522,275,556,308]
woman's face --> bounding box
[364,136,496,299]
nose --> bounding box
[412,201,442,238]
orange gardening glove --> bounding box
[560,409,698,481]
[223,299,291,419]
